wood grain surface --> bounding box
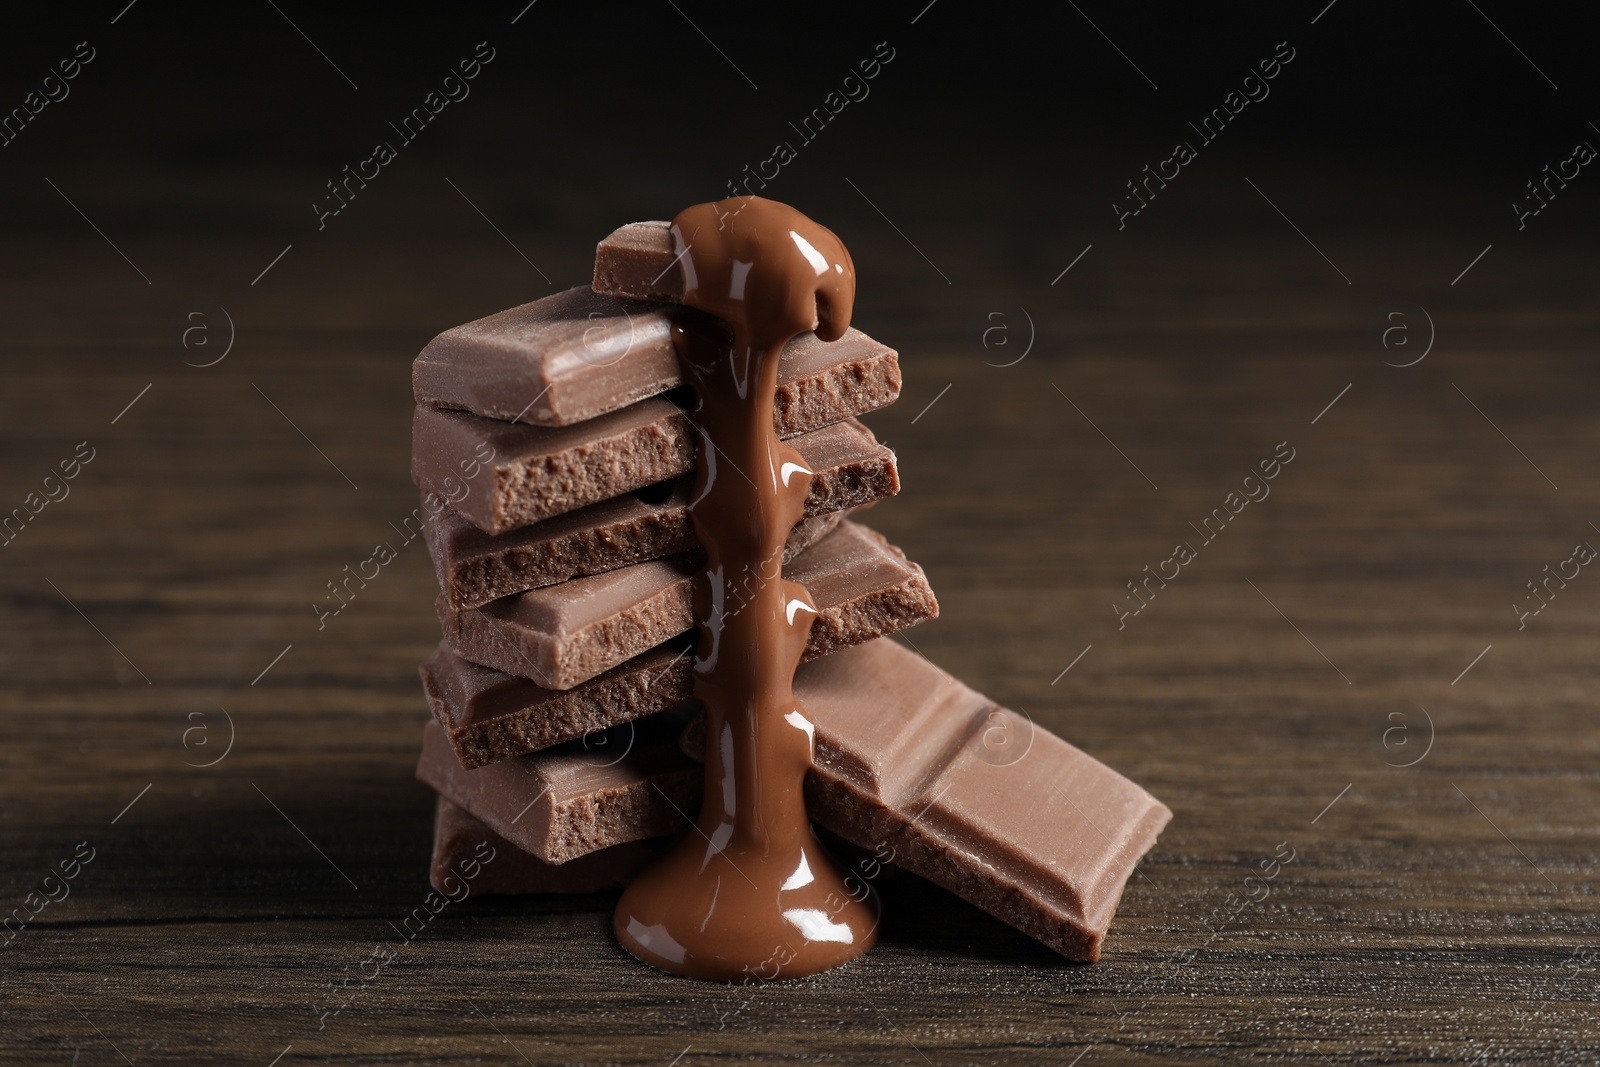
[2,94,1598,1067]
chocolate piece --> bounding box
[429,796,662,895]
[414,285,901,429]
[415,716,698,865]
[438,521,936,691]
[413,406,898,535]
[438,557,696,692]
[422,469,873,613]
[781,639,1171,963]
[593,221,682,303]
[421,641,692,770]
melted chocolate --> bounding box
[612,198,879,981]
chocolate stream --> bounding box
[612,198,878,980]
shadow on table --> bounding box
[874,871,1081,971]
[62,772,1082,971]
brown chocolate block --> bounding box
[415,715,698,865]
[421,641,691,771]
[437,520,936,691]
[784,639,1171,963]
[428,796,662,895]
[414,285,900,428]
[438,556,695,692]
[592,221,682,303]
[422,467,874,613]
[413,405,898,535]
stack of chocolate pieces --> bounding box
[412,222,1171,964]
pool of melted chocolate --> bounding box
[612,197,880,981]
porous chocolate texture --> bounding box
[412,408,898,535]
[428,796,663,896]
[416,715,698,865]
[421,640,694,771]
[422,476,873,612]
[437,520,935,691]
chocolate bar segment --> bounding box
[421,641,691,770]
[415,286,677,426]
[412,397,686,535]
[416,716,697,864]
[422,476,866,613]
[413,406,898,535]
[437,555,695,692]
[785,640,1171,962]
[437,521,936,691]
[415,285,900,428]
[593,222,682,303]
[429,796,662,895]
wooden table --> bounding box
[2,138,1596,1065]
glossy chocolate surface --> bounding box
[612,199,879,980]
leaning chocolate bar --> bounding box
[782,639,1171,963]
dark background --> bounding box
[5,1,1597,271]
[4,0,1597,346]
[4,1,1596,369]
[2,2,1598,1065]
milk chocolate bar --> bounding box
[414,285,900,428]
[422,641,691,770]
[780,639,1170,962]
[592,222,684,303]
[423,473,871,612]
[416,715,698,864]
[429,796,662,895]
[426,638,1170,960]
[437,521,934,691]
[413,406,897,535]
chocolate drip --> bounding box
[612,198,879,980]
